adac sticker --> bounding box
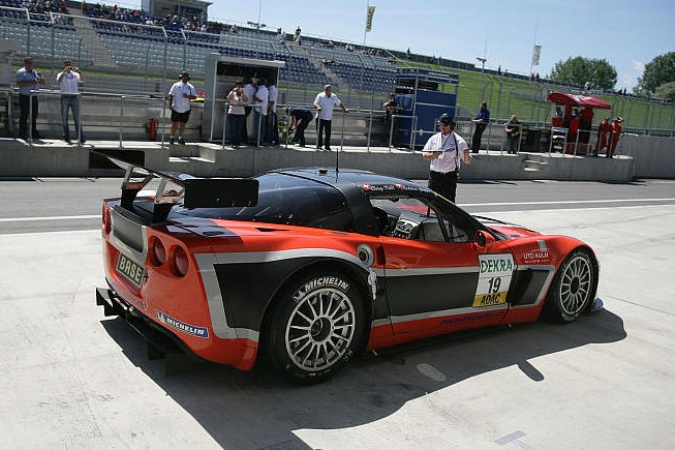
[473,254,515,307]
[156,311,209,338]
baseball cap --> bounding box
[437,114,454,127]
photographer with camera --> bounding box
[16,56,46,140]
[226,81,248,148]
[57,60,85,144]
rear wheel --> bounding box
[264,272,365,383]
[544,249,596,322]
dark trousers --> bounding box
[18,94,38,139]
[270,113,279,145]
[316,118,332,149]
[293,117,310,146]
[471,122,487,151]
[241,106,252,143]
[228,114,245,146]
[428,170,459,203]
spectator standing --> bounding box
[16,56,45,140]
[294,26,302,46]
[608,117,623,159]
[168,71,197,145]
[504,115,520,154]
[56,59,85,144]
[313,84,348,151]
[422,114,471,203]
[383,93,399,146]
[241,78,256,144]
[578,106,594,145]
[594,117,611,156]
[267,79,279,145]
[253,79,269,145]
[289,108,313,147]
[226,81,248,148]
[471,101,490,153]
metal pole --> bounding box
[119,95,125,148]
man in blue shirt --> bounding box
[471,101,490,153]
[16,57,45,140]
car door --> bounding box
[373,198,515,335]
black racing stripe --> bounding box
[385,272,479,316]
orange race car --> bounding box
[96,151,600,383]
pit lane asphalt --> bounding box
[2,179,675,448]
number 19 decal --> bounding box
[473,254,515,307]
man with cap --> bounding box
[422,113,472,203]
[168,71,197,145]
[608,117,623,159]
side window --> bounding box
[370,195,472,243]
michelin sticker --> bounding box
[473,254,515,307]
[157,310,209,338]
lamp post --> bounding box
[476,57,487,100]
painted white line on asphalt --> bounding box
[461,197,675,207]
[0,215,100,223]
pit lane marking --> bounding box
[0,214,99,223]
[462,197,675,207]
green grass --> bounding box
[398,61,675,131]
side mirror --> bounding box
[474,230,495,251]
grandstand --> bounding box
[0,0,673,141]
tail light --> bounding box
[102,206,111,235]
[151,237,166,267]
[172,246,189,277]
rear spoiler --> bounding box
[91,149,258,223]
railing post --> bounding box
[119,95,125,149]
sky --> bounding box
[117,0,675,91]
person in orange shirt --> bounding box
[595,117,611,156]
[607,117,623,159]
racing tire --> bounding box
[543,249,596,323]
[264,271,365,384]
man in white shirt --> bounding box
[422,114,472,203]
[253,79,269,146]
[241,78,256,144]
[168,71,197,145]
[56,59,85,144]
[267,79,279,145]
[313,84,348,151]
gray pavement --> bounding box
[1,204,674,448]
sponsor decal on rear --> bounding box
[473,254,515,307]
[116,254,145,288]
[156,310,209,338]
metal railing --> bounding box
[24,88,167,147]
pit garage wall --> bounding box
[620,135,675,179]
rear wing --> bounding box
[92,149,258,223]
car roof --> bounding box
[269,167,426,192]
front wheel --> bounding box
[264,272,366,383]
[543,249,596,323]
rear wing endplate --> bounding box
[92,149,258,223]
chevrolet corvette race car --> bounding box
[96,151,600,383]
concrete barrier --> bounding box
[0,138,640,181]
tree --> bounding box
[636,52,675,95]
[654,81,675,102]
[549,57,617,90]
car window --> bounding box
[370,196,471,243]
